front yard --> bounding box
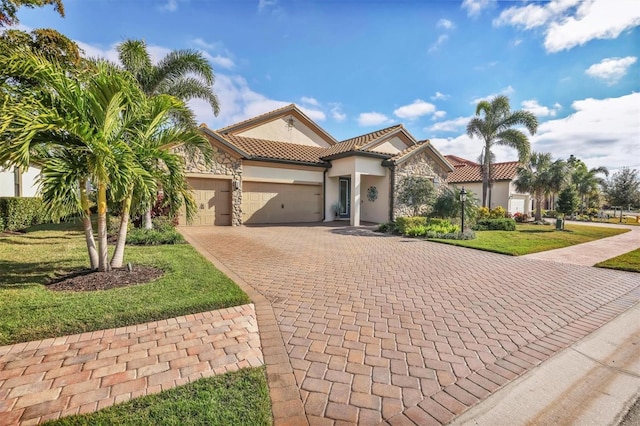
[431,223,629,256]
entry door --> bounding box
[339,177,350,218]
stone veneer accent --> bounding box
[392,149,450,219]
[179,146,244,226]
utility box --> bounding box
[556,218,563,230]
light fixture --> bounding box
[459,187,467,232]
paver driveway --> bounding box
[181,224,640,425]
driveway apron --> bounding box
[180,225,640,425]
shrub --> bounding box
[0,197,45,231]
[395,216,428,234]
[489,206,507,219]
[151,216,175,232]
[513,212,529,223]
[477,207,490,220]
[543,210,557,218]
[473,218,516,231]
[376,221,398,233]
[0,216,4,232]
[126,228,185,245]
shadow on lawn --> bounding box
[0,260,79,287]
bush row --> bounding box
[472,218,516,231]
[395,217,454,234]
[0,197,46,232]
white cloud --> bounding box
[191,38,222,51]
[331,105,347,122]
[432,93,640,173]
[258,0,278,13]
[471,85,515,104]
[428,34,449,53]
[521,99,561,117]
[495,0,640,53]
[357,112,393,127]
[585,56,637,85]
[427,116,472,132]
[159,0,179,12]
[432,111,447,120]
[74,41,120,62]
[393,100,436,120]
[462,0,495,18]
[300,96,320,106]
[200,51,235,69]
[431,91,450,101]
[191,38,235,69]
[298,106,326,122]
[437,19,455,30]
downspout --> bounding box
[322,168,327,221]
[389,165,395,222]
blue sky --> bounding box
[16,0,640,172]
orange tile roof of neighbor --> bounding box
[446,155,520,183]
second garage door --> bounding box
[242,182,322,224]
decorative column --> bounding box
[351,172,361,227]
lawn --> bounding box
[45,367,272,426]
[431,223,630,256]
[596,249,640,273]
[0,221,250,345]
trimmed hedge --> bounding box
[472,218,516,231]
[126,228,186,245]
[395,217,452,234]
[0,197,45,231]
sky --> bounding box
[14,0,640,173]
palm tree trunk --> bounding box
[97,182,110,272]
[111,190,132,268]
[482,149,490,208]
[143,209,153,229]
[535,189,543,222]
[79,179,98,270]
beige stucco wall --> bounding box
[370,136,408,155]
[22,166,40,197]
[238,116,330,148]
[0,166,40,197]
[361,175,390,223]
[243,165,323,184]
[449,181,532,215]
[0,167,15,197]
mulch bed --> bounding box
[47,265,164,292]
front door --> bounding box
[339,177,350,218]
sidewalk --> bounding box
[454,222,640,425]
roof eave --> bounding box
[322,151,392,161]
[200,127,251,158]
[251,157,331,168]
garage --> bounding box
[179,178,231,226]
[242,181,322,224]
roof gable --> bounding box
[216,104,337,147]
[446,156,520,183]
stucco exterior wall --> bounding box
[0,168,15,197]
[243,165,323,184]
[371,136,408,155]
[238,116,330,148]
[361,175,390,224]
[0,166,40,197]
[180,146,243,226]
[392,149,449,219]
[22,166,40,197]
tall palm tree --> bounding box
[571,165,608,214]
[514,152,567,222]
[110,94,212,268]
[117,38,219,228]
[0,50,142,271]
[467,95,538,207]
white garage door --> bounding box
[242,182,322,224]
[179,178,231,226]
[510,198,525,214]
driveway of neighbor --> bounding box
[180,224,640,426]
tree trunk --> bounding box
[79,179,98,270]
[482,148,490,208]
[97,182,110,272]
[111,191,132,269]
[143,209,153,230]
[535,190,543,222]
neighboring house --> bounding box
[445,155,532,215]
[0,166,40,197]
[179,104,454,226]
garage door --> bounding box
[510,198,525,214]
[179,178,231,225]
[242,182,322,224]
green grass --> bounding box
[596,249,640,273]
[45,367,273,426]
[431,223,629,256]
[0,221,250,345]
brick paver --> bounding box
[0,304,262,425]
[181,224,640,425]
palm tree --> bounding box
[117,38,220,228]
[571,165,608,214]
[467,95,538,207]
[110,94,212,268]
[0,50,142,271]
[513,152,567,222]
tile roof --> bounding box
[223,134,328,164]
[444,155,478,167]
[321,125,404,157]
[447,156,520,183]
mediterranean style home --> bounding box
[179,104,454,226]
[445,155,532,215]
[0,166,40,197]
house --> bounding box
[178,104,454,226]
[0,166,40,197]
[445,155,532,215]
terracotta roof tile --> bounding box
[322,125,404,157]
[223,134,327,164]
[447,157,520,183]
[444,155,478,167]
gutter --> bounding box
[322,168,327,221]
[321,151,391,161]
[389,165,395,222]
